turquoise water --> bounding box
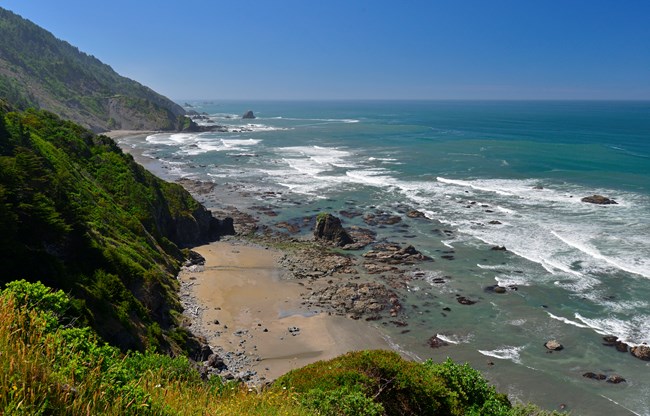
[121,100,650,415]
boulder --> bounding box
[406,210,426,219]
[581,195,617,205]
[606,375,626,384]
[602,336,630,352]
[456,296,477,305]
[544,340,564,351]
[242,110,256,119]
[206,353,226,369]
[428,335,449,349]
[184,250,206,267]
[630,345,650,361]
[583,372,607,380]
[314,213,354,247]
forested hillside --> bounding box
[0,7,185,132]
[0,102,226,353]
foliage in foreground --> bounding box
[0,280,564,415]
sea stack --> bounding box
[242,110,256,119]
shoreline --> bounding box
[102,129,160,140]
[179,240,395,384]
[109,130,402,384]
[111,130,643,415]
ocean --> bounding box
[119,100,650,415]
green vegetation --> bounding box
[277,351,515,415]
[0,103,216,352]
[0,281,563,415]
[0,7,185,131]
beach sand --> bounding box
[179,241,394,382]
[113,131,398,382]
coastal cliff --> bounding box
[0,103,228,352]
[0,7,185,132]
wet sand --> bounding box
[179,241,394,382]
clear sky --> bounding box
[2,0,649,100]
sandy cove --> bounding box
[112,130,398,384]
[179,240,394,384]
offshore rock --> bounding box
[602,335,629,353]
[242,110,256,119]
[544,340,564,351]
[606,375,626,384]
[583,372,607,380]
[428,335,449,349]
[406,210,426,219]
[314,213,355,247]
[630,345,650,361]
[362,243,431,264]
[581,194,618,205]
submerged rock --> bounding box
[581,194,617,205]
[456,296,477,305]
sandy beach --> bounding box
[179,240,394,383]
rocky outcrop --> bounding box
[428,335,449,349]
[362,243,431,264]
[242,110,256,119]
[583,372,606,380]
[456,296,477,305]
[544,340,564,351]
[304,281,401,319]
[581,195,618,205]
[406,210,426,219]
[279,248,356,280]
[314,213,355,247]
[602,335,629,353]
[167,206,234,248]
[630,345,650,361]
[582,372,626,384]
[606,375,626,384]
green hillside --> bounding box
[0,103,224,353]
[0,7,185,132]
[0,281,559,415]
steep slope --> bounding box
[0,103,228,353]
[0,7,185,132]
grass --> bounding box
[0,281,567,415]
[0,284,307,415]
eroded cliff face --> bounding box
[106,96,180,132]
[0,105,231,354]
[164,205,235,249]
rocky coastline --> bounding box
[114,138,644,404]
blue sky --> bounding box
[3,0,649,100]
